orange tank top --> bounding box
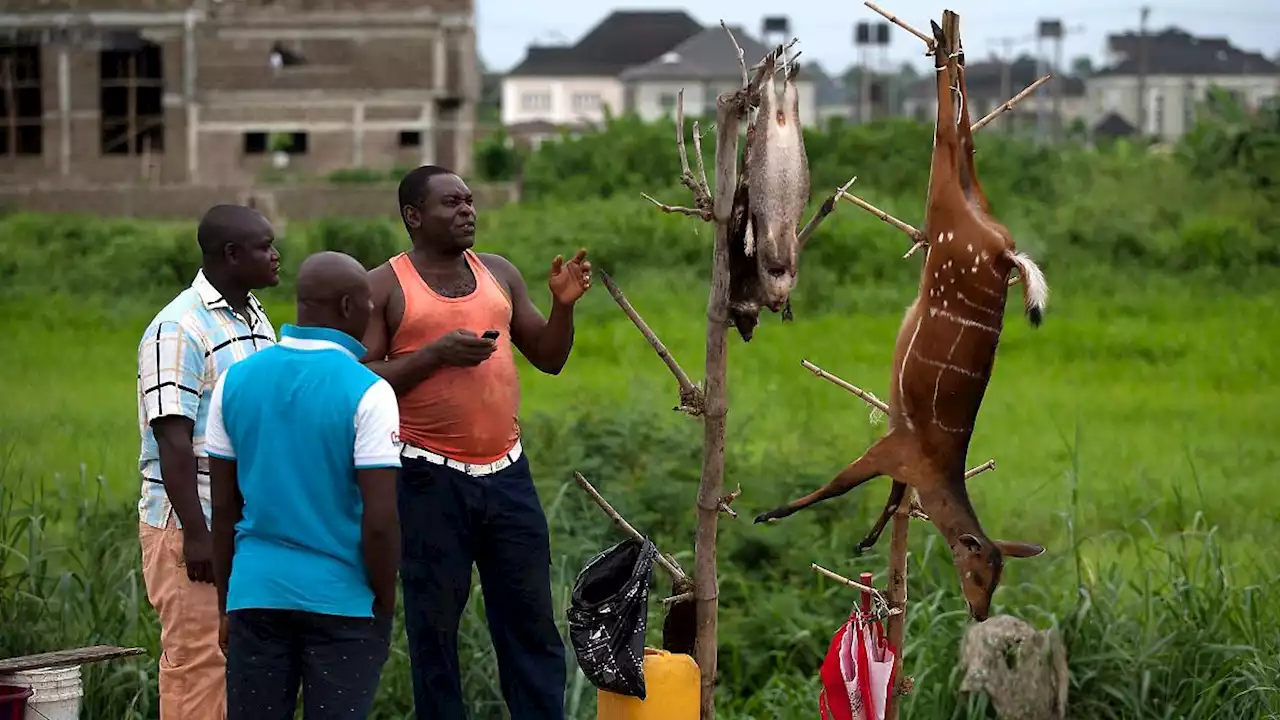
[387,250,521,464]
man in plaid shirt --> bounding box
[135,204,280,720]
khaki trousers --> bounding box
[139,513,227,720]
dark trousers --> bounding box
[398,453,567,720]
[225,608,391,720]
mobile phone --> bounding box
[482,330,500,340]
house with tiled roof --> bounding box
[500,10,703,141]
[1086,27,1280,140]
[619,23,839,125]
[500,12,851,144]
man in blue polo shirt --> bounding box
[206,251,402,720]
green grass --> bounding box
[3,270,1279,718]
[5,273,1279,550]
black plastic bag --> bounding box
[566,536,658,699]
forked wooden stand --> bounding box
[574,6,1053,718]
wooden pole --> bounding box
[693,86,742,720]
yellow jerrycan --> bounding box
[597,648,699,720]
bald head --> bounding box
[295,251,373,343]
[197,204,280,289]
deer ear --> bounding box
[956,533,983,553]
[994,540,1045,559]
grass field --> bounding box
[4,267,1279,718]
[5,272,1279,546]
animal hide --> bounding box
[726,47,811,342]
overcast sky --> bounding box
[476,0,1280,75]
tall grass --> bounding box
[3,406,1277,719]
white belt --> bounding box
[400,440,522,477]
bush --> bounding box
[3,113,1277,303]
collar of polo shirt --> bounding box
[278,324,368,360]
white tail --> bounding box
[1008,250,1048,326]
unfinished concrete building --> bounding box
[0,0,478,187]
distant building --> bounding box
[0,0,478,187]
[501,11,849,144]
[902,55,1087,136]
[1087,27,1280,141]
[621,24,825,123]
[502,10,703,146]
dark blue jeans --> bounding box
[397,452,567,720]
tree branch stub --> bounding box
[799,359,998,481]
[572,471,691,585]
[597,268,705,416]
[864,1,936,53]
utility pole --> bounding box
[988,35,1026,134]
[1137,6,1150,135]
[855,21,870,123]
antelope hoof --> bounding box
[852,539,875,557]
[753,510,781,524]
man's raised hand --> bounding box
[548,249,591,306]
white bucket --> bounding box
[0,665,82,720]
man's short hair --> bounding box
[397,165,455,218]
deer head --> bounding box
[953,533,1045,621]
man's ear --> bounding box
[340,294,352,318]
[402,204,422,230]
[994,540,1045,559]
[222,241,238,264]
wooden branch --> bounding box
[864,1,936,52]
[573,471,691,585]
[641,192,712,221]
[965,459,997,479]
[810,563,903,616]
[598,268,704,416]
[721,19,749,90]
[828,74,1051,257]
[797,175,858,249]
[972,75,1052,132]
[0,646,145,674]
[663,592,695,606]
[800,359,997,481]
[801,359,887,412]
[675,89,714,212]
[718,483,742,519]
[886,489,912,717]
[691,121,711,201]
[838,188,927,244]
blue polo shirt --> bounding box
[204,324,401,618]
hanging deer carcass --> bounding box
[727,44,811,342]
[753,13,1048,622]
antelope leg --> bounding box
[853,480,907,556]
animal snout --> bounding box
[765,264,788,279]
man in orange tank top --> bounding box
[361,165,591,720]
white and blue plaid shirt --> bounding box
[136,269,276,530]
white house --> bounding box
[501,10,703,145]
[1087,28,1280,141]
[619,24,820,124]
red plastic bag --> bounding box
[819,578,898,720]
